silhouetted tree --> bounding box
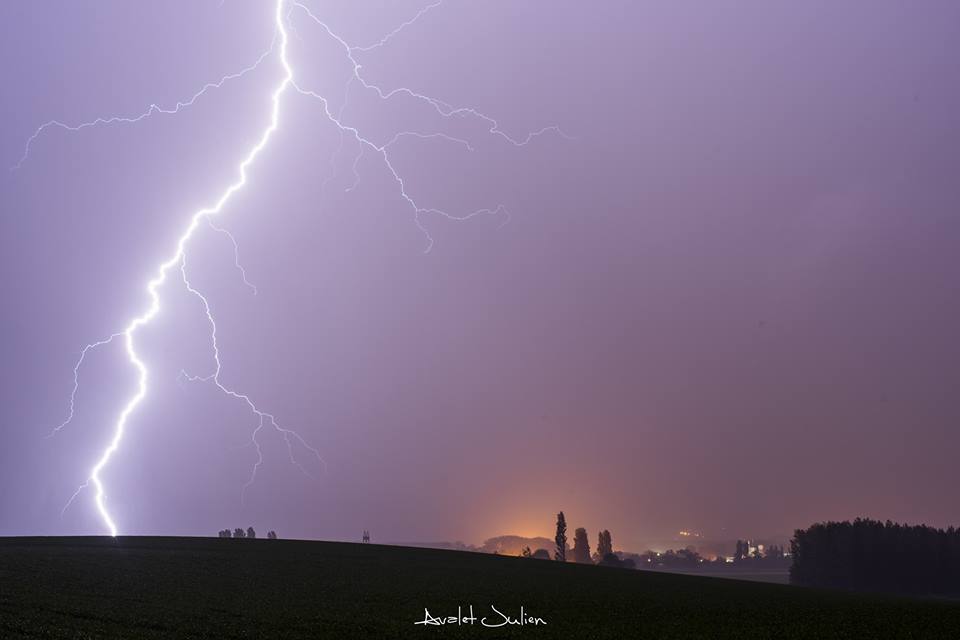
[532,548,551,560]
[247,527,256,539]
[555,512,567,562]
[573,528,591,564]
[233,528,245,538]
[521,546,532,558]
[596,530,613,559]
[597,552,625,568]
[267,530,278,540]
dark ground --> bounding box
[2,537,960,639]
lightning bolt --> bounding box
[350,1,444,53]
[289,0,571,249]
[13,45,275,172]
[206,218,258,296]
[46,333,122,440]
[25,0,565,536]
[51,0,296,537]
[178,253,324,504]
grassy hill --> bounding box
[2,536,960,638]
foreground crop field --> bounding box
[2,537,960,638]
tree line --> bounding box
[521,512,635,568]
[790,518,960,594]
[217,527,278,539]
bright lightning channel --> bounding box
[64,0,295,537]
[28,0,565,536]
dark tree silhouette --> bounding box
[554,512,567,562]
[521,546,532,558]
[267,530,278,540]
[233,528,245,539]
[791,518,960,595]
[532,548,551,560]
[599,552,634,569]
[573,527,591,564]
[596,529,613,559]
[636,547,703,568]
[247,527,256,539]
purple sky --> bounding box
[1,1,959,551]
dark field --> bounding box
[2,537,960,638]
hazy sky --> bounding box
[1,0,958,551]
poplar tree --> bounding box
[555,512,568,561]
